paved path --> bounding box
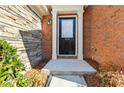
[46,75,87,87]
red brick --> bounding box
[84,6,124,70]
[42,15,52,61]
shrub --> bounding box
[0,39,29,87]
[97,65,124,87]
[25,69,48,87]
[84,61,124,87]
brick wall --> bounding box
[0,6,42,70]
[84,6,124,70]
[42,15,52,62]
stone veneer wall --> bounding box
[0,6,42,70]
[84,6,124,70]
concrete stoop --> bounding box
[42,59,96,87]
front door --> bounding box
[58,16,77,56]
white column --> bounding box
[77,10,83,60]
[52,10,57,60]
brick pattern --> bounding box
[42,15,52,61]
[84,6,124,69]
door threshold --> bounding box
[57,55,77,59]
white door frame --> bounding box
[52,5,84,60]
[57,15,77,56]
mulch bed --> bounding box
[83,74,100,87]
[83,58,100,87]
[34,59,49,69]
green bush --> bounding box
[0,39,29,87]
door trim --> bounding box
[57,15,78,56]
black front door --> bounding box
[59,16,76,55]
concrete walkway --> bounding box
[42,59,96,87]
[47,75,87,87]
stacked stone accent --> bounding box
[0,5,42,70]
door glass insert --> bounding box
[61,19,73,38]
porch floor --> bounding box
[42,59,96,75]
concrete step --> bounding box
[42,59,96,75]
[46,75,87,87]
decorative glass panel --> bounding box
[61,19,73,38]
